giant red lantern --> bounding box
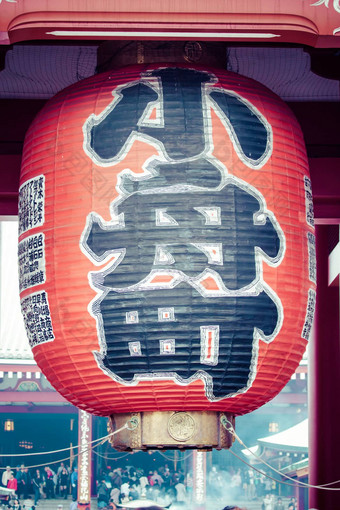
[18,64,315,447]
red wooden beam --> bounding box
[0,404,77,413]
[0,0,340,47]
[0,364,41,372]
[1,391,68,402]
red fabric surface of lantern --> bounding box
[18,64,315,416]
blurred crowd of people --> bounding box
[95,463,297,510]
[1,462,298,510]
[1,463,78,507]
[96,464,191,509]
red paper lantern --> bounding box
[18,64,315,417]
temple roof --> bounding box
[258,419,308,452]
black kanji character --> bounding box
[95,282,279,399]
[84,183,281,290]
[88,68,270,189]
[120,159,222,194]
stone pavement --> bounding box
[206,496,292,509]
[22,495,296,510]
[21,498,98,510]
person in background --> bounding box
[174,475,186,503]
[162,468,171,491]
[70,468,78,502]
[108,499,117,510]
[274,497,284,510]
[16,466,25,500]
[262,493,274,510]
[59,468,69,500]
[150,471,164,488]
[264,476,272,496]
[12,499,21,510]
[44,467,55,499]
[120,479,130,502]
[32,469,44,506]
[23,468,31,499]
[110,470,122,491]
[57,463,70,477]
[230,469,242,500]
[97,479,109,508]
[110,487,120,507]
[2,467,12,487]
[185,471,193,502]
[6,472,18,507]
[138,472,148,497]
[56,463,67,497]
[288,497,297,509]
[7,473,18,493]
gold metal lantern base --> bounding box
[107,411,235,451]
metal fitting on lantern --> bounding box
[107,411,235,451]
[96,40,227,71]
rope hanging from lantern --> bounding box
[157,450,193,462]
[221,416,340,491]
[92,450,132,461]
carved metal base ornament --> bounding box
[108,411,234,451]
